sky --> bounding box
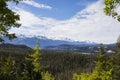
[8,0,120,44]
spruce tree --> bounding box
[25,39,43,80]
[0,56,16,80]
[90,44,112,80]
[110,36,120,80]
[72,44,112,80]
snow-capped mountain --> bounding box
[3,36,98,48]
[2,36,116,53]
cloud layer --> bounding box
[22,0,52,9]
[10,0,120,44]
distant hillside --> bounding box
[2,36,116,53]
[0,43,33,55]
[45,44,116,53]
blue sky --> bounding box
[13,0,97,20]
[8,0,120,43]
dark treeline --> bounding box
[41,50,97,80]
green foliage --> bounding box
[26,39,43,73]
[24,39,43,80]
[41,71,55,80]
[72,73,90,80]
[1,56,14,74]
[104,0,120,21]
[0,0,21,42]
[0,56,17,80]
[72,45,113,80]
[110,54,120,79]
[72,63,112,80]
[111,36,120,79]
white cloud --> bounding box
[10,0,120,44]
[22,0,52,9]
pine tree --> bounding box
[0,56,16,80]
[25,39,43,80]
[110,54,120,80]
[110,36,120,80]
[32,39,43,72]
[72,44,112,80]
[90,44,112,80]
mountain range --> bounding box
[2,36,116,53]
[3,36,98,48]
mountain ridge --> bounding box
[3,36,99,48]
[1,36,116,53]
